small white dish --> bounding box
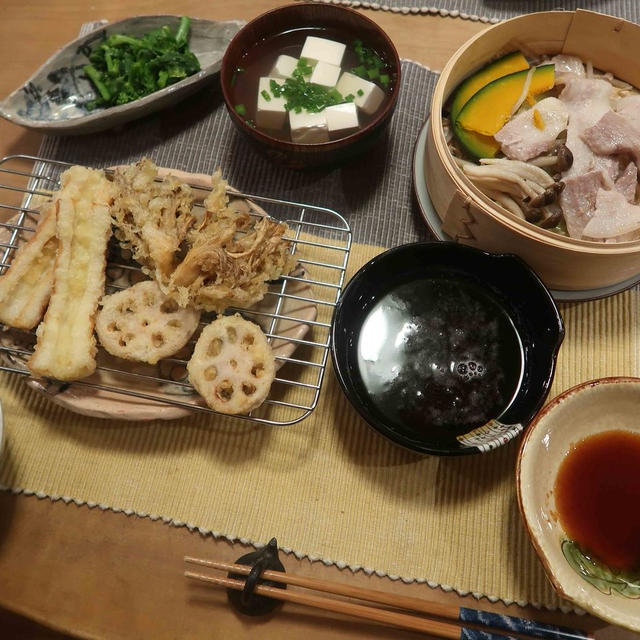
[0,15,244,135]
[517,377,640,632]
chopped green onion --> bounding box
[352,39,390,90]
[357,89,364,97]
[234,104,246,116]
[344,93,355,102]
[231,67,244,87]
[261,89,271,102]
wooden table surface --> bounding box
[0,2,636,638]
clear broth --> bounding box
[230,27,393,142]
[357,275,524,438]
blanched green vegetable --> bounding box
[83,16,201,109]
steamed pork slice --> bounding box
[494,97,568,161]
[550,55,585,84]
[615,94,640,119]
[559,78,617,179]
[614,162,638,202]
[559,169,612,238]
[581,110,640,162]
[28,166,115,381]
[583,189,640,240]
[0,204,57,329]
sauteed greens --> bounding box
[83,16,200,109]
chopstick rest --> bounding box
[225,537,286,616]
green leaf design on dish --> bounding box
[562,539,640,598]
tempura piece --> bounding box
[0,204,57,329]
[96,280,201,365]
[187,314,275,414]
[167,170,297,313]
[110,158,195,284]
[28,166,115,380]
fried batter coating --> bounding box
[110,161,296,315]
[96,280,201,365]
[167,171,296,313]
[28,166,115,381]
[110,158,195,283]
[187,314,275,414]
[0,204,57,329]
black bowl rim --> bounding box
[330,241,565,456]
[220,2,401,151]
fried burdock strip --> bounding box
[0,204,58,329]
[28,166,115,381]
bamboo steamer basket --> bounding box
[426,9,640,291]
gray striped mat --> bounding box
[40,60,438,250]
[307,0,640,24]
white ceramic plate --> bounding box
[412,117,640,303]
[517,377,640,631]
[0,16,244,135]
[0,168,317,421]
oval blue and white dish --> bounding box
[331,242,564,456]
[0,15,244,135]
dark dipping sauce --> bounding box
[229,27,394,141]
[356,276,523,439]
[554,430,640,571]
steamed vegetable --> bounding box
[82,16,201,109]
[457,65,555,136]
[449,51,529,123]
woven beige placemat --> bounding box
[1,235,637,609]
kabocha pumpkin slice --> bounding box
[452,127,501,160]
[457,64,555,137]
[449,51,529,123]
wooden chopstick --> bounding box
[185,570,466,638]
[184,557,591,640]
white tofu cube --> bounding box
[325,102,359,137]
[300,36,346,67]
[309,61,341,88]
[335,72,386,115]
[289,110,329,144]
[256,77,287,130]
[270,55,298,80]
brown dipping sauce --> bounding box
[554,430,640,571]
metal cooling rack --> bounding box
[0,154,352,425]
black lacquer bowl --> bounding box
[331,242,564,456]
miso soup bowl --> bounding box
[425,9,640,294]
[220,3,400,169]
[331,242,564,456]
